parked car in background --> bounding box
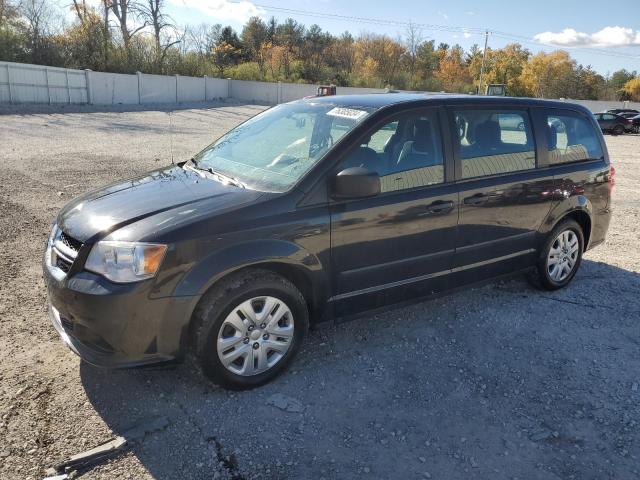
[619,112,640,133]
[44,94,613,389]
[606,108,639,116]
[594,112,631,135]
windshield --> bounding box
[192,102,374,192]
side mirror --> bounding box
[331,167,380,199]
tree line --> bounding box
[2,0,640,101]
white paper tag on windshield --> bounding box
[326,107,367,120]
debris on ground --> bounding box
[266,393,305,413]
[43,416,169,479]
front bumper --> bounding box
[44,261,200,368]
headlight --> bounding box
[48,223,58,247]
[85,241,167,283]
[45,223,58,267]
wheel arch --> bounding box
[542,200,593,250]
[564,210,591,249]
[175,240,330,349]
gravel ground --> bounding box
[1,102,639,480]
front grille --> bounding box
[56,256,72,273]
[49,229,82,277]
[60,231,83,253]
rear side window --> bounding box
[454,109,536,179]
[544,111,603,164]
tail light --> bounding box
[609,165,615,193]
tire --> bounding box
[613,125,625,135]
[192,269,309,389]
[531,219,584,291]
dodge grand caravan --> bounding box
[44,94,613,389]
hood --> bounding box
[57,165,264,242]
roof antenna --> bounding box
[168,110,174,165]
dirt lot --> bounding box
[1,102,639,480]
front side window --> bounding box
[338,110,445,193]
[194,102,374,192]
[544,111,603,164]
[454,109,536,179]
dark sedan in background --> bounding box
[619,112,640,133]
[594,112,632,135]
[606,108,639,116]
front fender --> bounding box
[173,239,327,299]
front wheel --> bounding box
[193,269,308,389]
[532,219,584,291]
[613,124,625,135]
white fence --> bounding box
[0,62,88,104]
[2,60,640,112]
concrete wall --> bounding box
[3,61,640,112]
[90,71,138,105]
[205,77,228,100]
[558,98,639,113]
[0,61,88,104]
[139,73,175,104]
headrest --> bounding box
[475,120,501,147]
[547,124,558,150]
[414,119,432,138]
[348,145,378,168]
[413,119,434,152]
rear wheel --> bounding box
[532,219,584,291]
[193,269,308,389]
[613,124,625,135]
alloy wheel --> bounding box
[546,230,580,283]
[216,296,294,376]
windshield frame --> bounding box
[190,100,378,194]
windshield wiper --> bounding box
[187,158,246,189]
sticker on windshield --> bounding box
[326,107,368,120]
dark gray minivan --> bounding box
[44,94,613,389]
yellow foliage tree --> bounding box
[520,50,575,98]
[622,77,640,101]
[436,46,472,93]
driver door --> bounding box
[329,108,458,317]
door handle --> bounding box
[425,200,454,214]
[463,193,489,206]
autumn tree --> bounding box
[622,77,640,101]
[211,26,242,76]
[275,18,304,78]
[436,45,472,92]
[54,7,109,70]
[241,16,268,74]
[354,33,404,87]
[327,32,355,84]
[485,43,530,96]
[520,50,575,98]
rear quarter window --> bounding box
[543,111,603,164]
